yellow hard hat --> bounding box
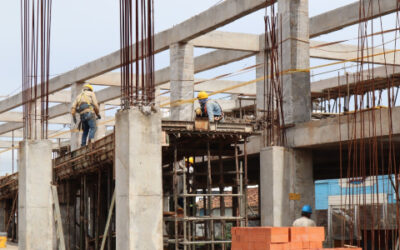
[197,91,208,100]
[84,84,93,91]
[186,157,194,164]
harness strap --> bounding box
[77,92,94,113]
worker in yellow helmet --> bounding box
[185,157,195,193]
[197,91,224,122]
[71,84,101,146]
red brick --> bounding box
[309,241,323,248]
[290,227,325,242]
[306,227,325,241]
[288,241,303,249]
[249,242,269,250]
[266,227,290,243]
[269,243,290,250]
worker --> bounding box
[71,84,101,147]
[185,157,195,193]
[293,205,316,227]
[197,91,224,122]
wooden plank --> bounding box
[51,185,66,250]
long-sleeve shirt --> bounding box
[205,100,223,122]
[71,90,99,116]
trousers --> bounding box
[80,112,97,146]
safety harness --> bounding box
[76,91,94,114]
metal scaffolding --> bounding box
[164,131,250,249]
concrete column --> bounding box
[71,82,84,150]
[170,42,194,121]
[279,0,311,124]
[115,108,163,249]
[260,146,314,226]
[95,103,106,140]
[18,140,54,249]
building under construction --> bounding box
[0,0,399,249]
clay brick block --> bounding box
[306,227,325,241]
[269,243,290,250]
[249,242,268,250]
[288,241,303,249]
[250,231,270,242]
[309,241,323,248]
[266,227,290,243]
[290,227,325,242]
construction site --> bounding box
[0,0,399,249]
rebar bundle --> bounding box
[262,4,286,147]
[336,1,400,249]
[119,0,155,109]
[21,0,52,139]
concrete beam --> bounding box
[0,112,69,124]
[192,31,399,66]
[0,140,70,149]
[192,31,260,51]
[90,72,255,95]
[310,0,399,37]
[286,106,400,148]
[49,90,71,103]
[310,41,400,66]
[311,65,400,94]
[1,130,70,139]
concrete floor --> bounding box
[3,242,17,249]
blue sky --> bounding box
[1,0,398,174]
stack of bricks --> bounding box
[231,226,326,250]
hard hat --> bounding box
[185,157,194,164]
[301,205,312,214]
[84,84,94,91]
[197,91,208,100]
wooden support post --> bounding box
[234,141,240,227]
[173,143,178,250]
[51,185,66,250]
[219,144,226,250]
[107,166,112,250]
[183,155,187,250]
[100,189,115,250]
[66,181,71,250]
[207,141,214,250]
[80,176,85,250]
[244,139,248,226]
[95,170,101,250]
